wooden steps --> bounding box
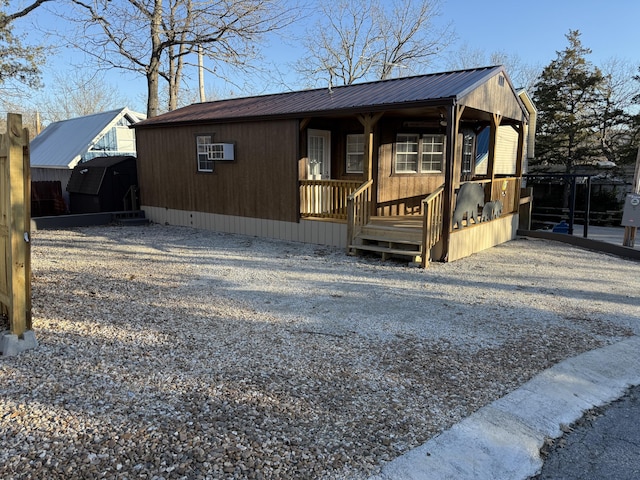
[349,220,423,263]
[113,210,149,226]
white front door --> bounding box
[307,129,331,180]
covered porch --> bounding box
[297,89,532,265]
[289,67,534,266]
[300,175,525,266]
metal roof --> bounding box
[66,156,135,195]
[30,108,145,169]
[135,66,507,128]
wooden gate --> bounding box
[1,113,32,340]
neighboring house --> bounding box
[133,66,536,265]
[30,108,145,211]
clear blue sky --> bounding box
[12,0,640,115]
[444,0,639,68]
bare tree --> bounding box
[593,57,640,164]
[0,0,50,29]
[296,0,453,88]
[446,43,541,91]
[66,0,297,117]
[36,70,133,124]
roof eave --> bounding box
[133,97,457,129]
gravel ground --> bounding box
[1,224,639,480]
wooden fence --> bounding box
[1,113,31,338]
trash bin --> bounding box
[552,220,569,234]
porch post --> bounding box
[514,121,526,213]
[487,113,502,200]
[440,103,463,261]
[357,113,383,216]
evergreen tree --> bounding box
[532,30,604,173]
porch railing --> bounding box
[489,177,520,214]
[123,184,140,211]
[300,179,362,219]
[420,184,444,268]
[346,179,374,250]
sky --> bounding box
[7,0,640,116]
[447,0,639,69]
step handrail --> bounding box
[420,184,445,267]
[346,179,374,252]
[123,184,139,211]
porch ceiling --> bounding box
[309,105,516,127]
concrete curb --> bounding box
[372,336,640,480]
[517,229,640,260]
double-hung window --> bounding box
[395,133,444,174]
[395,134,419,173]
[346,134,364,173]
[421,134,444,173]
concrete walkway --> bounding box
[571,224,639,251]
[371,337,640,480]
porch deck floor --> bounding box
[368,215,424,232]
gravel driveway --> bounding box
[1,224,638,479]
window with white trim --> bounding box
[196,135,234,172]
[395,133,444,174]
[395,134,419,173]
[461,131,475,180]
[421,134,444,172]
[346,134,364,173]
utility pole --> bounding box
[198,45,206,103]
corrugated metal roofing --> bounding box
[136,66,506,128]
[30,108,145,168]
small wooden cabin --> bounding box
[133,66,535,265]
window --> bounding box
[395,134,419,173]
[421,135,444,172]
[461,131,475,179]
[346,134,364,173]
[196,135,234,172]
[395,133,444,174]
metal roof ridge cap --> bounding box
[452,65,504,100]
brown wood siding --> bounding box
[460,74,526,122]
[136,120,300,222]
[375,119,446,216]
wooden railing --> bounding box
[420,185,444,268]
[490,177,520,214]
[346,179,374,250]
[300,179,362,219]
[123,184,140,211]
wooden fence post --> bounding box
[0,113,34,355]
